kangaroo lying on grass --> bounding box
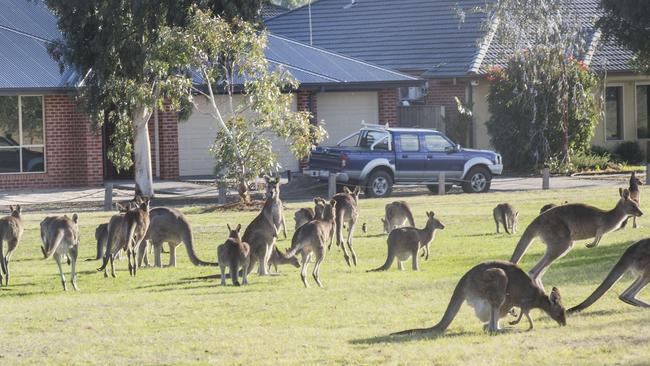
[370,211,444,272]
[0,205,24,287]
[569,238,650,313]
[218,224,250,286]
[620,172,643,229]
[285,199,337,288]
[381,201,415,234]
[391,261,566,336]
[40,214,80,291]
[331,186,360,266]
[510,189,643,289]
[493,203,518,234]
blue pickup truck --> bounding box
[305,124,503,198]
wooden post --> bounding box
[286,170,292,182]
[103,183,113,211]
[218,179,227,205]
[328,173,337,198]
[542,167,550,190]
[438,172,446,195]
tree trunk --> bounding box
[133,106,154,197]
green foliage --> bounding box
[614,141,645,164]
[598,0,650,73]
[445,97,473,146]
[590,145,612,157]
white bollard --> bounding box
[328,173,337,198]
[104,183,113,211]
[438,172,446,195]
[542,167,550,190]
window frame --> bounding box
[423,133,455,152]
[635,82,650,140]
[604,84,624,141]
[0,95,46,174]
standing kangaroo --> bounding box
[510,189,643,289]
[493,203,519,234]
[370,211,444,272]
[569,238,650,313]
[242,183,283,276]
[218,224,250,286]
[265,175,287,238]
[391,261,566,336]
[331,186,360,266]
[381,201,415,234]
[0,205,24,286]
[619,172,643,229]
[285,199,337,288]
[88,202,133,262]
[138,207,216,268]
[40,214,80,291]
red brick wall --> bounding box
[425,79,468,121]
[378,88,398,126]
[0,94,103,189]
[296,90,317,123]
[158,106,179,180]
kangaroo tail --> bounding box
[502,210,510,234]
[405,209,416,228]
[568,252,633,313]
[182,226,218,266]
[98,222,118,271]
[510,220,539,264]
[391,272,469,336]
[368,248,394,272]
[43,230,64,259]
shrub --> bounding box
[590,145,611,158]
[445,97,473,146]
[571,150,611,171]
[614,142,645,164]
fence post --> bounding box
[286,170,292,182]
[328,173,337,198]
[438,172,446,195]
[542,167,550,190]
[217,178,227,205]
[103,183,113,211]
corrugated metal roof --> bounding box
[262,3,288,19]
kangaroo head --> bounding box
[323,199,337,221]
[314,197,326,219]
[631,172,643,187]
[546,287,566,327]
[426,211,445,230]
[381,217,390,233]
[264,175,281,199]
[343,186,361,202]
[9,205,21,217]
[619,188,643,217]
[227,224,242,240]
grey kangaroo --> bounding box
[0,205,24,286]
[391,261,566,336]
[294,207,315,230]
[268,246,300,273]
[569,238,650,313]
[242,183,283,276]
[265,175,287,238]
[493,203,518,234]
[218,224,250,286]
[88,202,133,261]
[285,199,337,288]
[381,201,415,234]
[40,214,80,291]
[540,201,568,214]
[370,211,444,272]
[620,172,643,229]
[331,186,360,266]
[510,189,643,289]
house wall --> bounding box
[425,79,468,123]
[317,91,379,145]
[0,94,103,189]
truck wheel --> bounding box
[427,184,453,195]
[462,166,492,193]
[365,171,393,198]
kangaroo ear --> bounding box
[72,213,78,223]
[622,188,630,200]
[550,287,562,303]
[314,197,322,204]
[8,205,13,212]
[329,199,337,207]
[354,186,361,195]
[236,224,241,232]
[515,211,519,217]
[15,205,21,213]
[619,187,624,197]
[343,186,352,194]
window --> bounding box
[399,134,419,152]
[605,86,623,140]
[0,96,45,173]
[638,85,650,139]
[424,134,453,151]
[359,130,390,150]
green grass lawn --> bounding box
[1,186,650,365]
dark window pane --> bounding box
[605,86,622,140]
[399,134,419,151]
[0,148,20,173]
[0,96,19,147]
[21,96,44,145]
[637,85,650,139]
[22,146,44,172]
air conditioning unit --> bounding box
[399,86,426,101]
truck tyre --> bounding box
[365,171,393,198]
[462,166,492,193]
[427,184,453,195]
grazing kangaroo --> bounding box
[285,199,337,288]
[510,189,643,289]
[138,207,216,268]
[370,211,444,272]
[493,203,518,234]
[242,185,283,276]
[569,238,650,313]
[620,172,643,229]
[218,224,250,286]
[381,201,415,234]
[268,246,300,273]
[40,214,80,291]
[539,201,568,214]
[0,205,24,286]
[98,199,150,277]
[331,186,360,266]
[391,261,566,336]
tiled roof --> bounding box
[262,3,288,19]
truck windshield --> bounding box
[359,130,390,150]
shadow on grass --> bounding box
[350,329,475,345]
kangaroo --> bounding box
[87,202,134,262]
[510,189,643,290]
[381,201,416,234]
[242,184,283,276]
[217,224,250,286]
[391,261,566,336]
[98,199,150,277]
[620,172,643,229]
[267,246,300,273]
[138,207,216,268]
[294,207,315,230]
[264,175,287,238]
[40,214,80,291]
[331,186,360,266]
[569,238,650,313]
[493,203,518,234]
[285,199,337,288]
[539,201,568,214]
[370,212,444,272]
[0,205,24,287]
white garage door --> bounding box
[317,91,379,145]
[178,95,299,176]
